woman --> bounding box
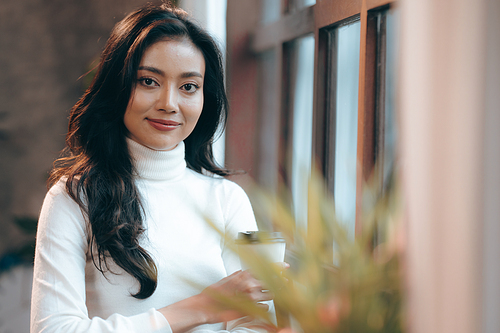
[31,4,274,333]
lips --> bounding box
[147,118,181,131]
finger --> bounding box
[249,289,274,302]
[242,279,263,293]
[256,302,270,312]
[272,262,290,271]
[237,272,264,292]
[259,290,274,301]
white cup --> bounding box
[236,231,286,270]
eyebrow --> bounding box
[138,66,203,79]
[138,66,164,75]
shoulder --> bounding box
[40,178,86,229]
[185,169,250,201]
[45,178,72,203]
[44,177,82,207]
[184,170,257,231]
[37,178,88,251]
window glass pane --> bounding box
[206,0,228,167]
[371,7,399,245]
[261,0,281,24]
[333,21,360,238]
[257,49,279,189]
[297,0,316,9]
[291,35,315,230]
[383,9,399,182]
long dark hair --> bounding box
[49,3,230,299]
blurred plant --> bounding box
[211,167,404,333]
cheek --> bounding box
[183,95,204,121]
[123,101,135,130]
[128,91,155,113]
[127,93,147,114]
[123,93,145,131]
[123,108,135,134]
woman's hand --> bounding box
[158,270,273,333]
[200,270,273,323]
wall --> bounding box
[400,0,500,332]
[0,0,148,259]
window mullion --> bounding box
[354,3,369,236]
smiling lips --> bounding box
[147,118,181,131]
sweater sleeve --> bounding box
[217,181,276,333]
[220,181,258,276]
[30,182,172,333]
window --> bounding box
[327,19,361,236]
[286,35,315,231]
[225,0,398,234]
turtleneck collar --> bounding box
[127,138,187,181]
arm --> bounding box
[157,182,274,333]
[30,183,171,333]
[31,181,270,333]
[158,270,272,333]
[220,181,259,275]
[220,182,277,333]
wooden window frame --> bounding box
[226,0,395,234]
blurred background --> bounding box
[0,0,499,332]
[0,0,146,265]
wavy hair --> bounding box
[49,3,230,299]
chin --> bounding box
[147,142,179,151]
[130,135,181,151]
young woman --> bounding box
[31,4,274,333]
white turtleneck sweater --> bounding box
[31,140,262,333]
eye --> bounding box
[138,77,158,87]
[182,83,199,93]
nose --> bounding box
[156,85,178,113]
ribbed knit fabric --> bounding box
[31,139,261,333]
[128,139,186,181]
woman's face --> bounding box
[123,38,205,151]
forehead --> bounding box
[139,38,205,74]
